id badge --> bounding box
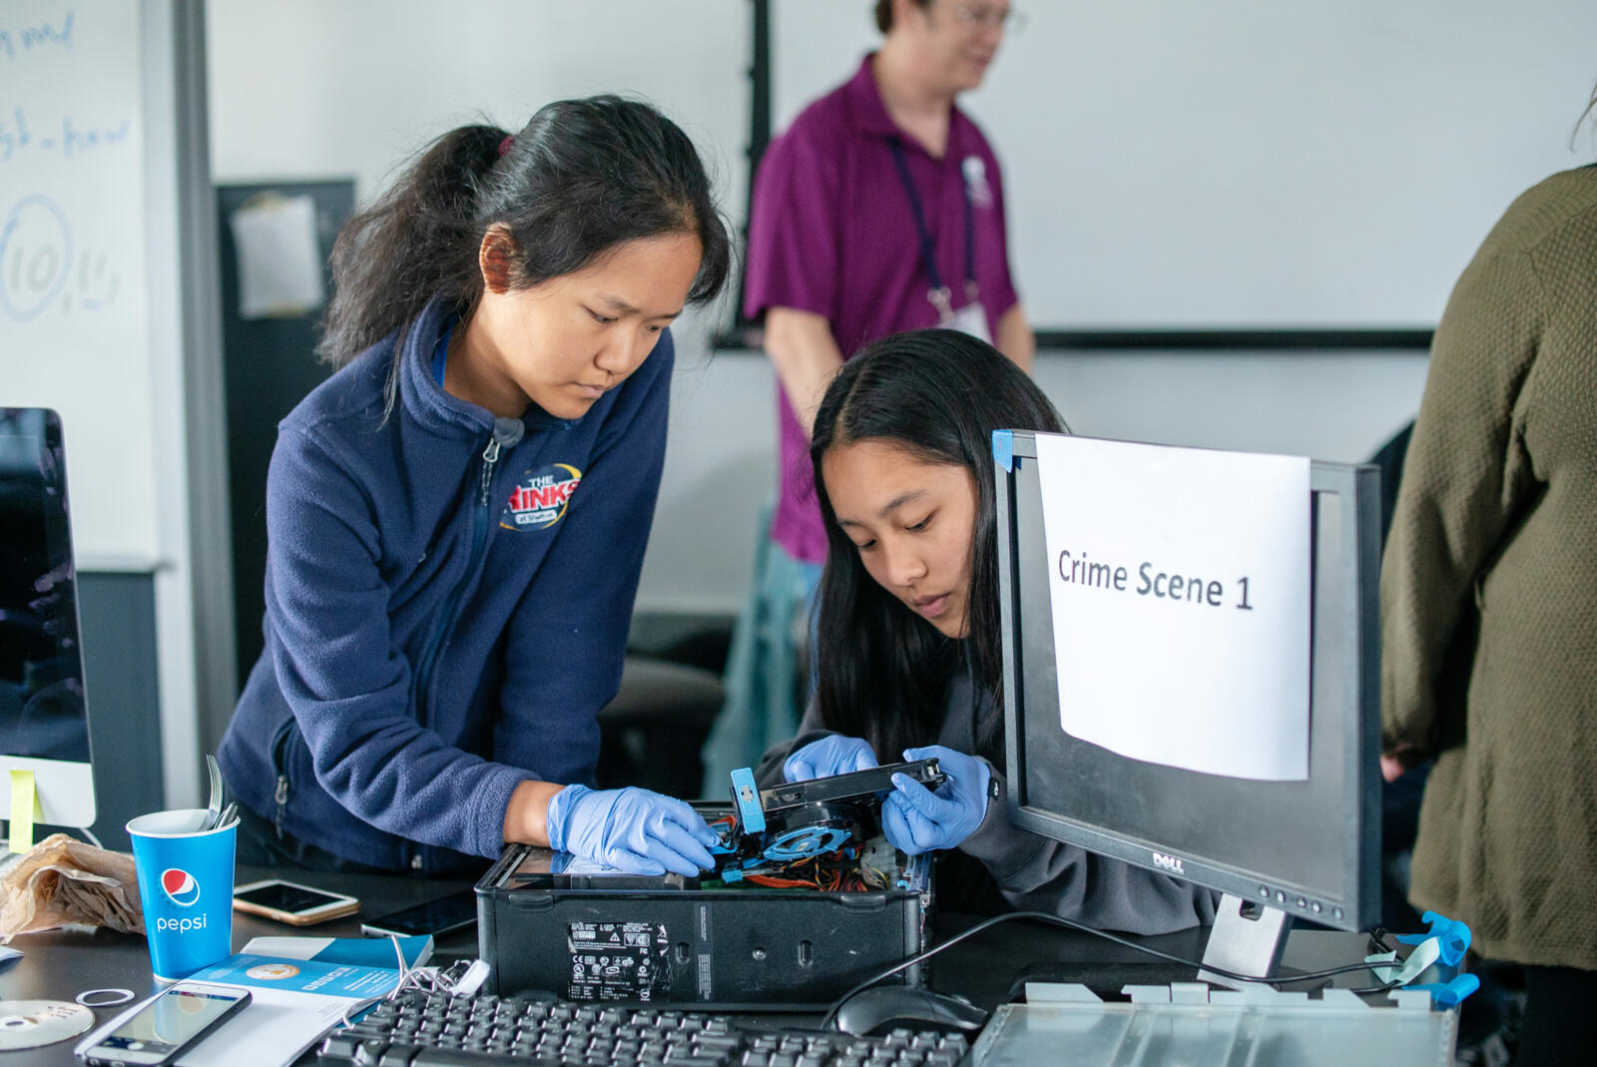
[946,301,992,344]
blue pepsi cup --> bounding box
[126,809,237,981]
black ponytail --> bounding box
[317,96,732,370]
[317,125,503,367]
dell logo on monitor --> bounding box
[1152,851,1185,874]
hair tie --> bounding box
[498,135,514,158]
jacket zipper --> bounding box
[269,718,298,839]
[410,434,503,731]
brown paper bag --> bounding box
[0,832,143,941]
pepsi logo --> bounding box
[160,867,201,907]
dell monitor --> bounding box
[993,430,1380,985]
[0,407,97,830]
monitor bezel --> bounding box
[0,407,97,828]
[995,430,1380,933]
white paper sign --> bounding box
[1034,434,1311,780]
[230,194,325,319]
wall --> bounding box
[652,346,1429,616]
[777,0,1597,329]
[2,1,214,809]
[206,1,749,218]
[207,0,1441,621]
[3,1,158,565]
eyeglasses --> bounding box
[949,3,1027,34]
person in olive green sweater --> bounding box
[1381,151,1597,1062]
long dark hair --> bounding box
[810,330,1066,767]
[317,95,731,374]
[1574,76,1597,148]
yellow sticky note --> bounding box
[8,770,42,855]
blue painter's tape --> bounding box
[1411,973,1479,1007]
[992,429,1014,472]
[730,767,765,834]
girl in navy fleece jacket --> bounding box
[219,97,731,877]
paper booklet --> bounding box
[234,932,434,969]
[75,935,434,1067]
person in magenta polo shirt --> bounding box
[705,0,1035,790]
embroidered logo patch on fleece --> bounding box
[500,463,583,531]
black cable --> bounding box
[820,910,1402,1029]
[1262,959,1415,982]
[1347,981,1407,996]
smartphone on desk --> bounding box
[81,984,251,1066]
[361,889,477,938]
[232,878,361,926]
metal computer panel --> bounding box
[995,430,1380,932]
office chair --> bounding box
[596,655,724,799]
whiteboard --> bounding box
[774,0,1597,329]
[1,1,158,565]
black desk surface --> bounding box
[0,867,474,1065]
[0,865,1370,1065]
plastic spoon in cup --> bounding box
[200,754,223,831]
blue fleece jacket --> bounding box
[218,296,671,874]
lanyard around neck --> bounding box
[887,136,976,320]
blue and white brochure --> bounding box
[238,933,434,969]
[188,952,405,1000]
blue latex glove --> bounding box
[881,745,991,855]
[1396,910,1471,966]
[783,734,879,782]
[545,784,718,877]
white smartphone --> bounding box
[82,984,252,1066]
[232,878,361,926]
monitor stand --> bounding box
[998,899,1311,1000]
[1196,894,1292,989]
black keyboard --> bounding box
[317,989,972,1066]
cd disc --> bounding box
[0,999,96,1049]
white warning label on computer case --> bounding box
[696,902,713,1001]
[566,921,668,1001]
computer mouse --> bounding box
[832,985,989,1037]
